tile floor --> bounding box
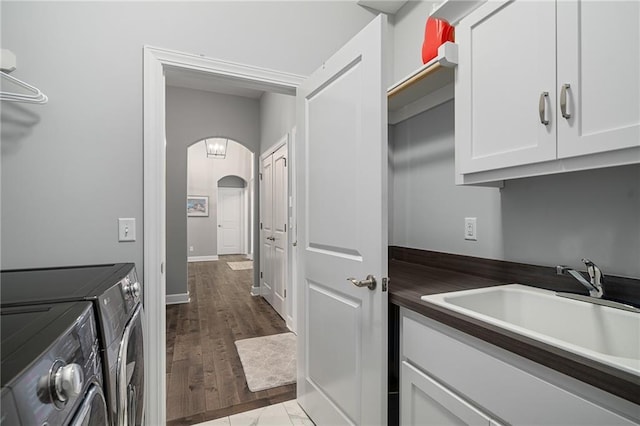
[193,399,314,426]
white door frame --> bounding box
[143,45,304,426]
[288,127,298,333]
[217,185,246,255]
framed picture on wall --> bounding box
[187,195,209,217]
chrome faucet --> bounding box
[556,258,604,298]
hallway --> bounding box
[166,255,295,425]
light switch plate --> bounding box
[118,218,136,242]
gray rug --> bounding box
[227,261,253,271]
[235,332,296,392]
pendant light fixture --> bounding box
[205,137,228,159]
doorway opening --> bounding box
[167,123,296,424]
[184,137,253,262]
[147,46,304,425]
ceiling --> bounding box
[164,67,265,99]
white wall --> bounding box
[0,2,376,280]
[187,140,252,261]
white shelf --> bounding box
[387,42,458,125]
[430,0,485,25]
[357,0,408,15]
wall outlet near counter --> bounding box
[464,217,477,241]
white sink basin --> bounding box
[422,284,640,376]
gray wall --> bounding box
[167,87,258,296]
[1,2,376,281]
[218,176,247,188]
[389,1,639,278]
[391,1,441,82]
[390,101,640,278]
[391,101,504,260]
[259,92,296,153]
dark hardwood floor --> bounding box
[166,255,296,425]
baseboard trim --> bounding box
[188,255,219,263]
[250,286,261,296]
[166,292,190,305]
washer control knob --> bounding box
[54,363,83,403]
[124,280,141,299]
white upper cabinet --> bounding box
[455,0,640,185]
[455,1,557,175]
[556,1,640,158]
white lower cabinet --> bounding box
[400,308,640,426]
[401,361,500,426]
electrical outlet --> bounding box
[464,217,477,241]
[189,246,194,252]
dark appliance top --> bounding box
[1,301,101,426]
[0,263,133,307]
[1,302,94,386]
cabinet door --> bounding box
[557,1,640,158]
[456,0,557,174]
[401,361,496,426]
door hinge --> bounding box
[260,271,263,279]
[259,173,263,180]
[284,289,287,298]
[284,158,287,167]
[260,222,263,230]
[382,277,389,292]
[284,223,287,232]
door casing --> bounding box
[143,45,304,426]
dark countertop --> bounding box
[388,257,640,406]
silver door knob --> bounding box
[347,275,376,290]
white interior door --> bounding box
[296,15,388,426]
[217,187,244,255]
[272,144,288,319]
[261,155,274,305]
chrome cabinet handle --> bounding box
[347,275,376,290]
[560,83,571,119]
[539,91,550,125]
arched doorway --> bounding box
[217,174,248,256]
[186,137,253,263]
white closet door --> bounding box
[261,155,274,306]
[271,144,288,319]
[217,187,243,255]
[296,14,388,426]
